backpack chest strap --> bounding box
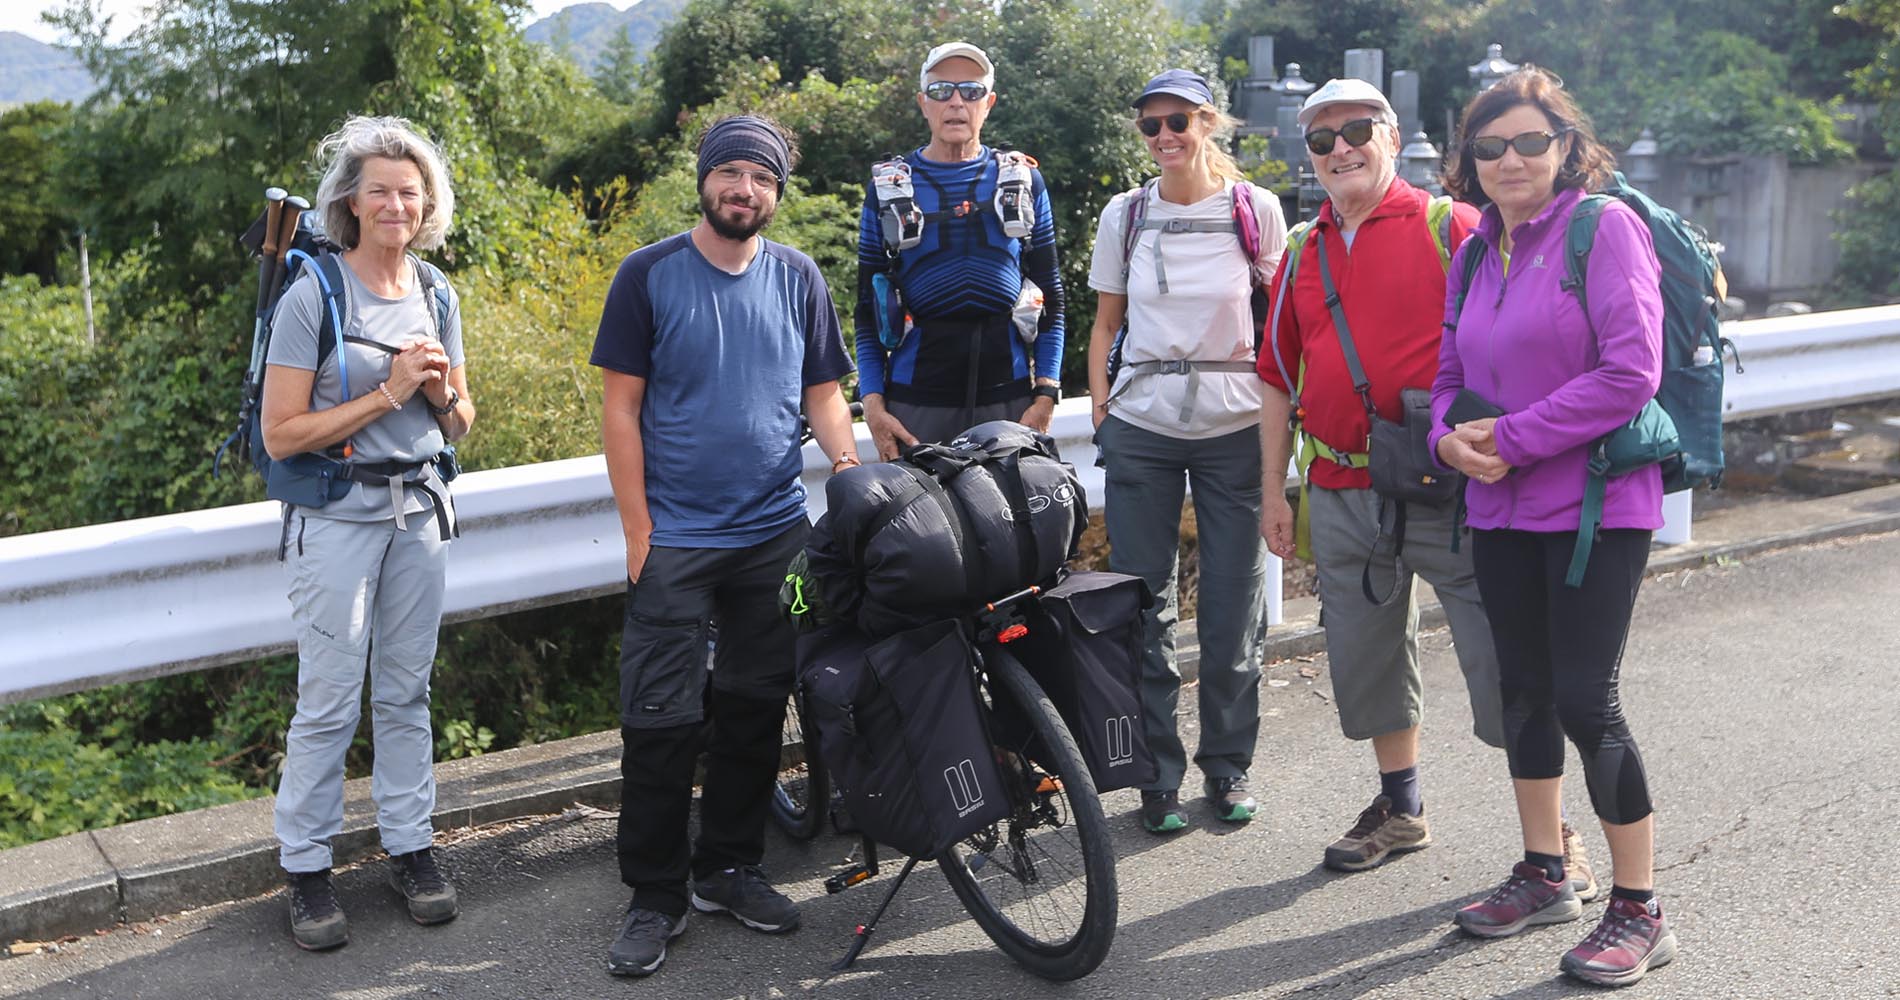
[1135,215,1240,294]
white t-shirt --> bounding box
[1089,180,1287,439]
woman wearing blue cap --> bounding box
[1086,68,1287,834]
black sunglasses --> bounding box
[1136,112,1192,138]
[1304,117,1379,156]
[924,80,989,102]
[1468,128,1573,161]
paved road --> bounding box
[5,533,1899,999]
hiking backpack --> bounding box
[1453,171,1734,585]
[215,207,453,511]
[1103,179,1268,390]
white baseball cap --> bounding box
[920,42,995,92]
[1298,77,1396,130]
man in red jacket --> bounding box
[1256,79,1595,898]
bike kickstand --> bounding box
[830,854,919,972]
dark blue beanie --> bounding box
[696,116,791,194]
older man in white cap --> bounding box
[1254,78,1596,894]
[854,41,1066,455]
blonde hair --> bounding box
[1136,104,1246,183]
[314,115,455,251]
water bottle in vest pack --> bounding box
[992,148,1037,239]
[872,157,924,252]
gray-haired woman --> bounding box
[261,114,474,951]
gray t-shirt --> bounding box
[265,255,465,521]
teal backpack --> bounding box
[1454,172,1736,585]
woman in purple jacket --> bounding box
[1429,68,1676,988]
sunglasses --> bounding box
[924,80,989,102]
[1304,117,1379,156]
[1468,128,1572,161]
[1136,112,1192,138]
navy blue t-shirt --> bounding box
[590,232,853,547]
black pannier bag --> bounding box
[1010,571,1157,792]
[797,619,1010,859]
[803,420,1086,638]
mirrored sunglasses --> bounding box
[1304,117,1378,156]
[1136,112,1192,138]
[1468,128,1572,161]
[924,81,989,102]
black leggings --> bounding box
[1470,527,1654,825]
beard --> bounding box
[699,188,777,241]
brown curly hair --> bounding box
[1440,67,1616,207]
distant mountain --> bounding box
[524,0,687,76]
[0,32,94,106]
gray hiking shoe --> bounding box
[388,847,459,925]
[1323,795,1432,871]
[691,866,800,933]
[607,905,685,977]
[1205,775,1258,823]
[286,869,348,951]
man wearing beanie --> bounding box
[590,113,856,978]
[856,41,1066,455]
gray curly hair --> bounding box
[313,115,454,251]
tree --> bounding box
[1836,0,1900,301]
[0,103,76,282]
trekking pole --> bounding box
[830,854,919,972]
[268,196,310,314]
[245,188,288,376]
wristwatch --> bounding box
[429,387,460,416]
[1031,385,1061,403]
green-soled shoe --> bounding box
[1140,789,1189,834]
[1206,775,1257,823]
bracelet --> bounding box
[831,454,861,471]
[429,386,460,416]
[376,382,402,411]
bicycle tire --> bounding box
[937,645,1117,980]
[768,689,829,841]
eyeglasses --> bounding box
[924,80,989,102]
[1136,112,1192,138]
[1468,128,1572,161]
[1304,118,1379,156]
[710,165,779,189]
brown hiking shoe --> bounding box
[1323,795,1431,872]
[1562,821,1602,902]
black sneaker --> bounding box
[606,905,685,977]
[286,869,348,951]
[1205,775,1258,823]
[690,866,800,933]
[1140,789,1189,834]
[388,847,459,925]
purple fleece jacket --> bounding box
[1428,186,1665,533]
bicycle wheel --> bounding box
[768,689,829,840]
[938,645,1117,981]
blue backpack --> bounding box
[1454,172,1735,585]
[216,211,453,511]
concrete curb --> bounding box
[6,484,1899,947]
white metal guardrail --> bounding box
[5,306,1899,705]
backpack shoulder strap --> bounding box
[1230,181,1261,274]
[310,252,350,371]
[412,255,452,342]
[1448,235,1487,333]
[1266,220,1315,409]
[1425,195,1457,273]
[1117,181,1154,286]
[1563,194,1614,309]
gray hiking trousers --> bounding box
[274,511,448,873]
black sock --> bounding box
[1611,885,1658,914]
[1525,850,1565,884]
[1379,766,1421,816]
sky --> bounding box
[4,0,601,44]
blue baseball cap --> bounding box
[1133,68,1213,109]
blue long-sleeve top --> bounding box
[853,145,1065,404]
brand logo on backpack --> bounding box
[944,758,988,816]
[1104,715,1135,767]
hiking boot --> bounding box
[1561,896,1677,987]
[1140,789,1188,834]
[690,866,800,933]
[1454,861,1583,938]
[606,905,685,977]
[1323,795,1431,872]
[286,869,348,951]
[1562,821,1602,903]
[1204,775,1257,823]
[388,847,459,925]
